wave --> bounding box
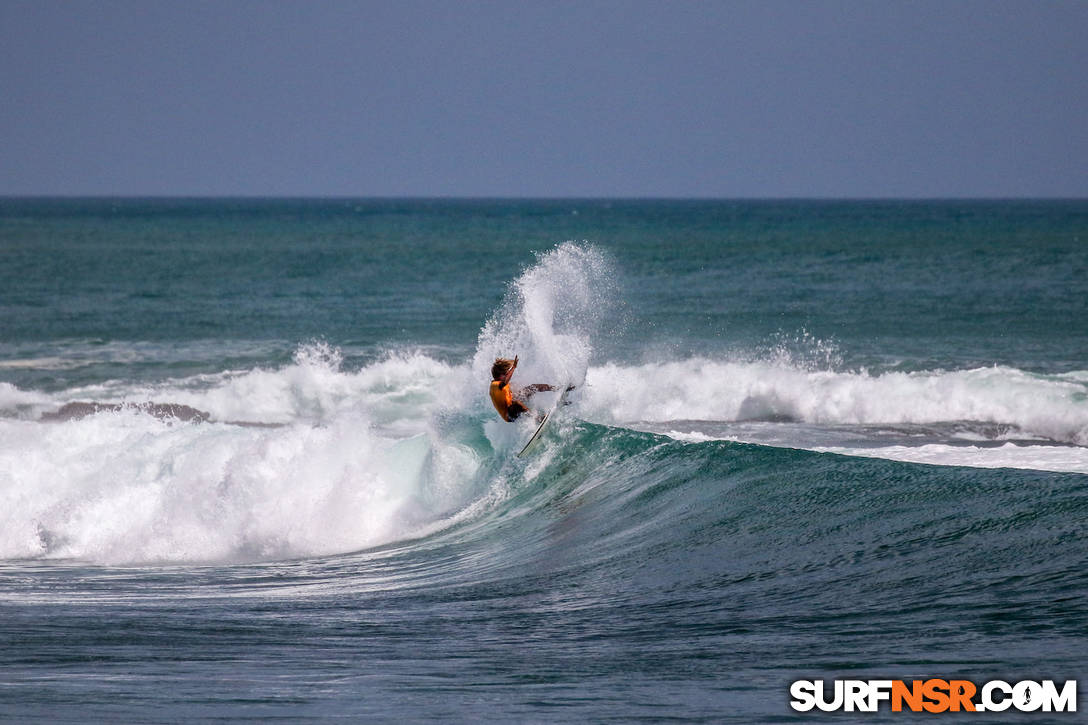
[1,242,1086,566]
[3,346,1086,564]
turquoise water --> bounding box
[1,199,1086,721]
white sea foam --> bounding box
[61,343,466,431]
[0,347,486,565]
[0,357,82,371]
[580,359,1088,447]
[813,443,1088,475]
[0,382,53,419]
[0,410,486,564]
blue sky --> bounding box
[2,0,1086,197]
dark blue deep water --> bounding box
[1,199,1086,721]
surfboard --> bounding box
[516,385,572,458]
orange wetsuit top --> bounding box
[489,380,528,421]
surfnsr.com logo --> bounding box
[790,679,1077,713]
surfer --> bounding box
[489,356,568,422]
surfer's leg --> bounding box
[507,400,530,421]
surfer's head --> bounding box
[491,357,516,380]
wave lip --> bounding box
[473,242,615,394]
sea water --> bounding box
[1,199,1086,721]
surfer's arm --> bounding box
[498,356,518,387]
[521,382,578,400]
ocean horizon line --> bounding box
[2,194,1086,203]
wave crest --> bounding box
[581,359,1088,446]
